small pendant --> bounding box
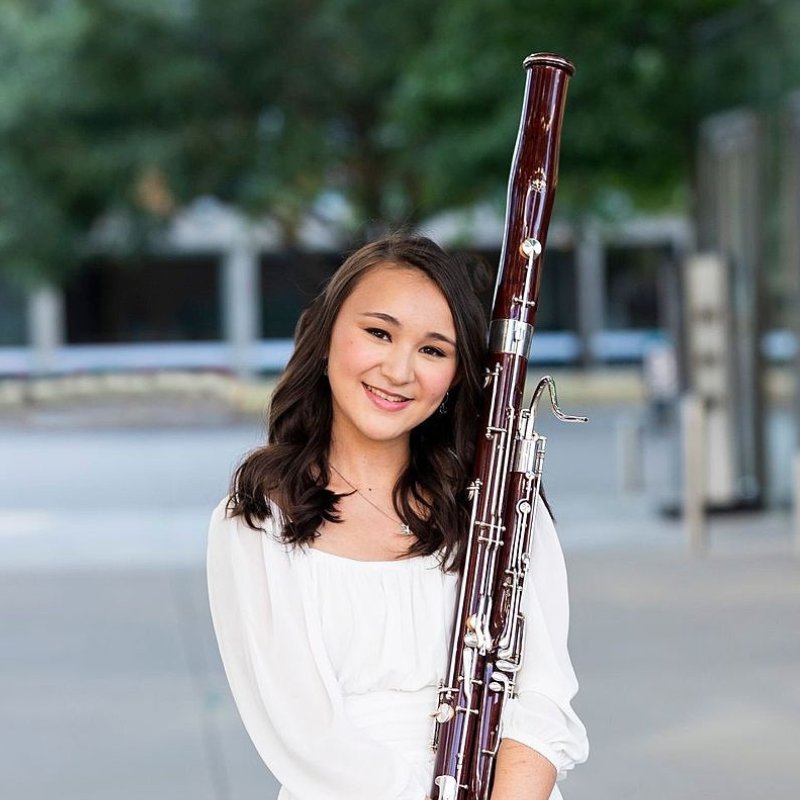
[400,523,411,536]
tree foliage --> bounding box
[0,0,755,285]
[392,0,759,218]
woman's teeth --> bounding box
[366,385,408,403]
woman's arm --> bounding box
[207,498,422,800]
[495,497,589,789]
[490,739,557,800]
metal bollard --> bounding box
[617,418,645,494]
[681,394,706,555]
[794,451,800,557]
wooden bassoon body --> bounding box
[430,53,582,800]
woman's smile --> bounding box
[363,382,412,409]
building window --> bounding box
[0,275,27,346]
[65,255,221,343]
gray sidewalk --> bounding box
[3,533,797,800]
[567,545,800,799]
[2,404,799,799]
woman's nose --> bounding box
[380,347,414,385]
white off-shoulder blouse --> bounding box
[207,496,588,800]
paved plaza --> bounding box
[1,397,798,799]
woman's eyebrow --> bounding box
[360,312,456,347]
[361,311,401,326]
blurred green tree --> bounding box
[0,0,752,286]
[0,0,200,285]
[391,0,755,219]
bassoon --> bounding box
[430,53,584,800]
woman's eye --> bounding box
[366,327,390,340]
[421,345,447,358]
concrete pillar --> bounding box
[27,285,65,375]
[222,237,260,380]
[575,220,605,367]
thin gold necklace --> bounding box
[329,463,412,536]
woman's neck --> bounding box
[328,437,410,491]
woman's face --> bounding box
[327,264,458,452]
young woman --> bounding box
[207,234,588,800]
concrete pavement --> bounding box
[1,400,799,799]
[3,534,797,799]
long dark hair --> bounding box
[227,234,488,572]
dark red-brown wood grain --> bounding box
[431,53,574,800]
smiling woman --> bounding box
[223,235,488,565]
[207,234,588,800]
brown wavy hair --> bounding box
[226,234,489,572]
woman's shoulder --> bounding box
[206,498,309,628]
[208,495,290,554]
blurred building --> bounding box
[684,0,800,508]
[0,197,691,377]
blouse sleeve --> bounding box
[500,495,590,781]
[206,498,424,800]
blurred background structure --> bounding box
[2,0,800,798]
